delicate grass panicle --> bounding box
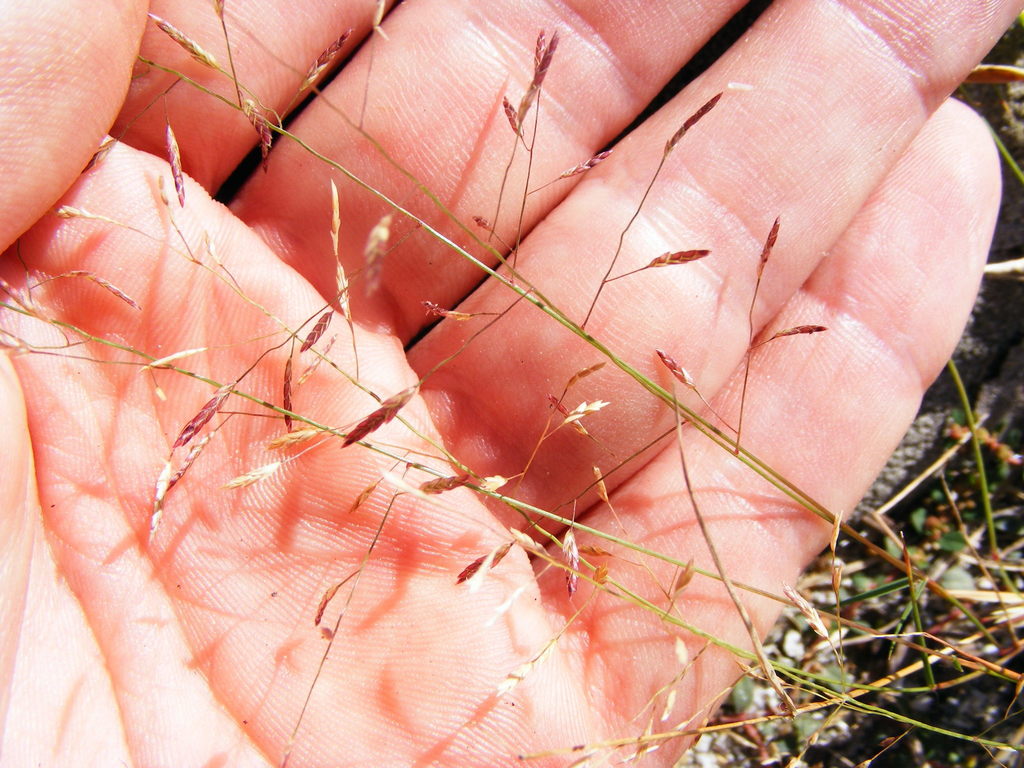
[3,5,1022,768]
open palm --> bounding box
[1,1,1016,766]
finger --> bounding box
[408,0,1017,523]
[232,0,754,337]
[0,0,147,251]
[550,98,1000,744]
[112,0,381,192]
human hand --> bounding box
[1,1,1016,766]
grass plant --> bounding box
[3,5,1023,767]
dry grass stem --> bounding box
[736,216,781,453]
[965,63,1024,83]
[584,95,722,327]
[672,398,796,715]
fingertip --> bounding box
[908,96,1002,275]
[0,0,149,252]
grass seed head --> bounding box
[502,96,519,134]
[282,355,293,431]
[558,149,612,179]
[223,461,282,489]
[301,310,333,352]
[665,92,722,156]
[656,349,696,389]
[61,271,141,311]
[173,383,233,450]
[757,216,781,278]
[782,584,829,639]
[423,301,473,321]
[330,179,341,257]
[672,558,696,594]
[563,529,579,596]
[363,213,393,294]
[647,249,710,268]
[516,29,560,130]
[565,361,605,390]
[165,123,185,207]
[509,527,544,556]
[342,385,417,448]
[592,466,609,503]
[243,100,274,170]
[267,427,321,449]
[420,473,471,494]
[457,541,513,587]
[770,324,827,340]
[478,475,508,492]
[562,400,609,425]
[349,479,381,514]
[302,30,352,90]
[149,14,220,69]
[315,581,345,626]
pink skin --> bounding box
[0,1,1016,766]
